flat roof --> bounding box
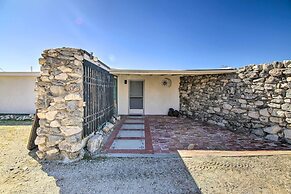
[0,72,40,77]
[110,68,237,75]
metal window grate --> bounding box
[83,60,115,137]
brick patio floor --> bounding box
[147,116,291,153]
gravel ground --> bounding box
[1,123,291,194]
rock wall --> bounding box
[35,48,93,161]
[180,61,291,144]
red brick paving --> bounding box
[147,116,291,153]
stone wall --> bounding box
[35,48,93,161]
[180,61,291,144]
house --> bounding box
[0,72,39,114]
[0,68,236,115]
[110,68,236,115]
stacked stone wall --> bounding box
[35,48,92,161]
[180,61,291,144]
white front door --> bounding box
[129,80,144,115]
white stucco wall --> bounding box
[0,75,36,114]
[117,75,180,115]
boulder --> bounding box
[102,122,114,133]
[86,134,104,154]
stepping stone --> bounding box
[121,124,144,130]
[128,116,144,119]
[124,119,144,124]
[117,130,145,138]
[110,139,145,150]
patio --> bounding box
[104,115,291,154]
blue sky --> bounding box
[0,0,291,71]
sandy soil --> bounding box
[1,123,290,194]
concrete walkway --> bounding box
[104,116,153,154]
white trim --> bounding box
[110,68,236,75]
[0,72,40,77]
[128,79,145,115]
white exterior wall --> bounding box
[117,75,180,115]
[0,76,36,114]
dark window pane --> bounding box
[130,97,143,109]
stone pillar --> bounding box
[35,48,89,161]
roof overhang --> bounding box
[110,68,237,76]
[0,72,40,77]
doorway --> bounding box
[129,80,144,115]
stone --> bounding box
[46,111,58,121]
[223,103,232,110]
[188,144,195,150]
[40,76,50,82]
[268,103,281,109]
[232,108,247,114]
[46,148,59,155]
[86,134,104,154]
[37,112,46,119]
[265,134,279,141]
[213,107,221,112]
[238,99,247,104]
[74,60,82,66]
[60,126,82,136]
[55,73,68,81]
[259,109,270,117]
[254,101,264,106]
[284,130,291,139]
[46,148,60,160]
[64,94,82,101]
[286,118,291,124]
[270,117,283,123]
[58,66,72,73]
[50,120,61,127]
[281,103,291,111]
[263,125,282,134]
[58,140,83,152]
[248,111,259,119]
[74,54,84,61]
[35,136,46,145]
[47,135,63,146]
[269,69,283,77]
[36,151,45,160]
[283,69,291,75]
[103,122,114,133]
[251,129,265,137]
[259,116,268,123]
[67,101,79,111]
[286,89,291,98]
[39,58,46,65]
[50,86,65,96]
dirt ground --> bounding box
[1,122,291,194]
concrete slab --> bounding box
[128,116,144,119]
[124,119,144,124]
[110,139,145,150]
[121,124,144,130]
[117,130,145,138]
